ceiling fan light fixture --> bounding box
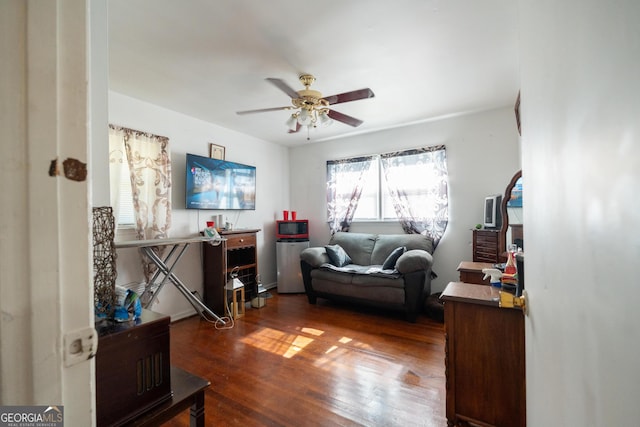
[285,114,298,131]
[297,108,312,126]
[318,110,333,127]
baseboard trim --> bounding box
[170,308,197,322]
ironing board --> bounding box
[115,236,226,324]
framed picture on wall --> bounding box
[209,143,225,160]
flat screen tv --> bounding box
[185,153,256,210]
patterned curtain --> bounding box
[109,125,172,281]
[381,145,448,248]
[326,156,374,234]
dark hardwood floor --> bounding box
[162,292,446,426]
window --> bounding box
[115,160,135,226]
[327,145,448,246]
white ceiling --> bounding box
[108,0,520,146]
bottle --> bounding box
[504,244,517,275]
[482,268,503,301]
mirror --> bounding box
[498,170,523,258]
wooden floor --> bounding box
[162,292,446,427]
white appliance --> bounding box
[276,240,309,293]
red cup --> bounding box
[283,210,289,220]
[206,221,215,228]
[291,211,297,220]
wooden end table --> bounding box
[127,366,210,427]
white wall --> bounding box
[520,0,640,425]
[108,92,289,319]
[289,107,521,293]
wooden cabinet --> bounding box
[441,282,526,427]
[203,229,260,314]
[473,229,500,263]
[96,310,172,427]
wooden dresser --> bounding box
[472,229,501,263]
[203,229,260,313]
[441,282,526,427]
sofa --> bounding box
[299,232,435,322]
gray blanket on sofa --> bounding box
[319,262,402,278]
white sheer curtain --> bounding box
[380,145,448,248]
[326,156,375,234]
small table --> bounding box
[456,261,495,285]
[128,366,210,427]
[116,236,226,323]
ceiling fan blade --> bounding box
[236,106,290,115]
[287,122,301,134]
[266,78,299,99]
[324,88,375,105]
[327,109,364,127]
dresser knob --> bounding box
[239,239,244,243]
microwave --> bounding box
[276,220,309,241]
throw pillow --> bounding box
[382,246,406,270]
[325,244,352,267]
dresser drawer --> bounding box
[475,234,498,246]
[475,246,497,256]
[475,253,498,263]
[476,241,497,252]
[225,233,256,249]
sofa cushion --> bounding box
[382,246,406,270]
[351,274,405,289]
[371,233,434,265]
[325,244,352,267]
[311,268,354,284]
[329,232,377,266]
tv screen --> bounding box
[483,194,502,228]
[185,153,256,210]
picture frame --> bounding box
[209,143,225,160]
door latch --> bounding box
[499,290,528,316]
[63,327,98,367]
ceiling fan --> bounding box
[236,74,375,137]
